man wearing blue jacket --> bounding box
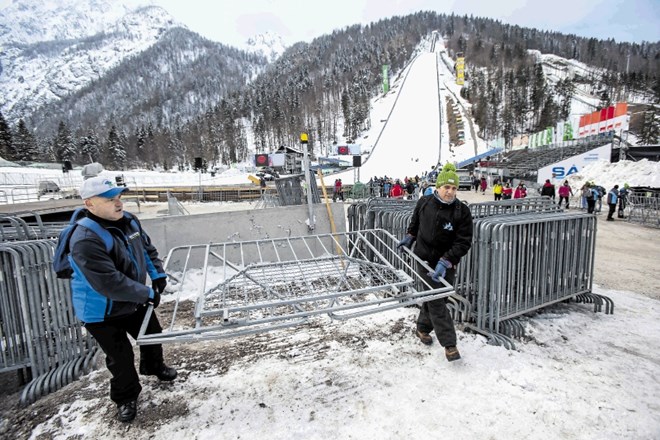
[69,176,176,423]
[606,185,619,221]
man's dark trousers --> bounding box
[416,262,457,347]
[85,306,164,405]
[607,203,616,220]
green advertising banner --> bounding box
[545,127,554,144]
[382,65,389,93]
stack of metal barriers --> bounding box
[0,239,98,406]
[626,190,659,228]
[137,229,454,345]
[0,213,67,241]
[347,197,614,348]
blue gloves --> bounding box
[397,234,415,251]
[429,258,452,282]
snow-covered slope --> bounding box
[245,31,287,62]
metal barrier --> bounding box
[346,197,613,348]
[1,213,69,242]
[137,229,454,345]
[626,190,659,228]
[0,240,98,406]
[457,212,609,348]
[167,192,190,216]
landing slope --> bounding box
[339,52,441,183]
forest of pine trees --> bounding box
[1,12,658,170]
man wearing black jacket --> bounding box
[540,179,556,201]
[69,176,177,423]
[398,163,473,361]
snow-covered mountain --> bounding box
[245,31,288,62]
[0,0,269,139]
[0,0,148,45]
[0,0,181,123]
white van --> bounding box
[456,168,473,191]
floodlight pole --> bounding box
[198,168,202,202]
[300,132,315,231]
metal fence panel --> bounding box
[137,229,454,345]
[346,197,611,348]
[0,240,98,406]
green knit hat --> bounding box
[436,163,459,187]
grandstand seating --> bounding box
[486,133,614,180]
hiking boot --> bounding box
[117,400,137,423]
[445,346,461,362]
[415,329,433,346]
[139,363,178,381]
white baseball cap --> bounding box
[79,176,128,199]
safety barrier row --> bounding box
[346,197,612,348]
[1,214,67,242]
[626,190,659,228]
[0,240,98,406]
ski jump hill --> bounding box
[335,51,443,184]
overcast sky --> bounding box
[144,0,659,48]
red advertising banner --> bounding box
[594,110,601,134]
[577,102,628,138]
[615,102,627,117]
[606,106,615,119]
[606,106,615,129]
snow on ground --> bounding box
[23,285,660,440]
[566,159,660,190]
[336,51,442,183]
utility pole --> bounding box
[300,132,315,231]
[625,52,631,100]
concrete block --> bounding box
[140,203,347,256]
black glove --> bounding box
[148,289,161,309]
[149,277,167,308]
[152,277,167,294]
[397,234,415,251]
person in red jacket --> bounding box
[479,176,488,194]
[501,182,513,200]
[558,181,574,208]
[333,178,344,202]
[390,180,404,198]
[514,182,527,199]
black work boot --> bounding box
[139,362,178,381]
[117,400,137,423]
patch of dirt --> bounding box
[0,310,415,439]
